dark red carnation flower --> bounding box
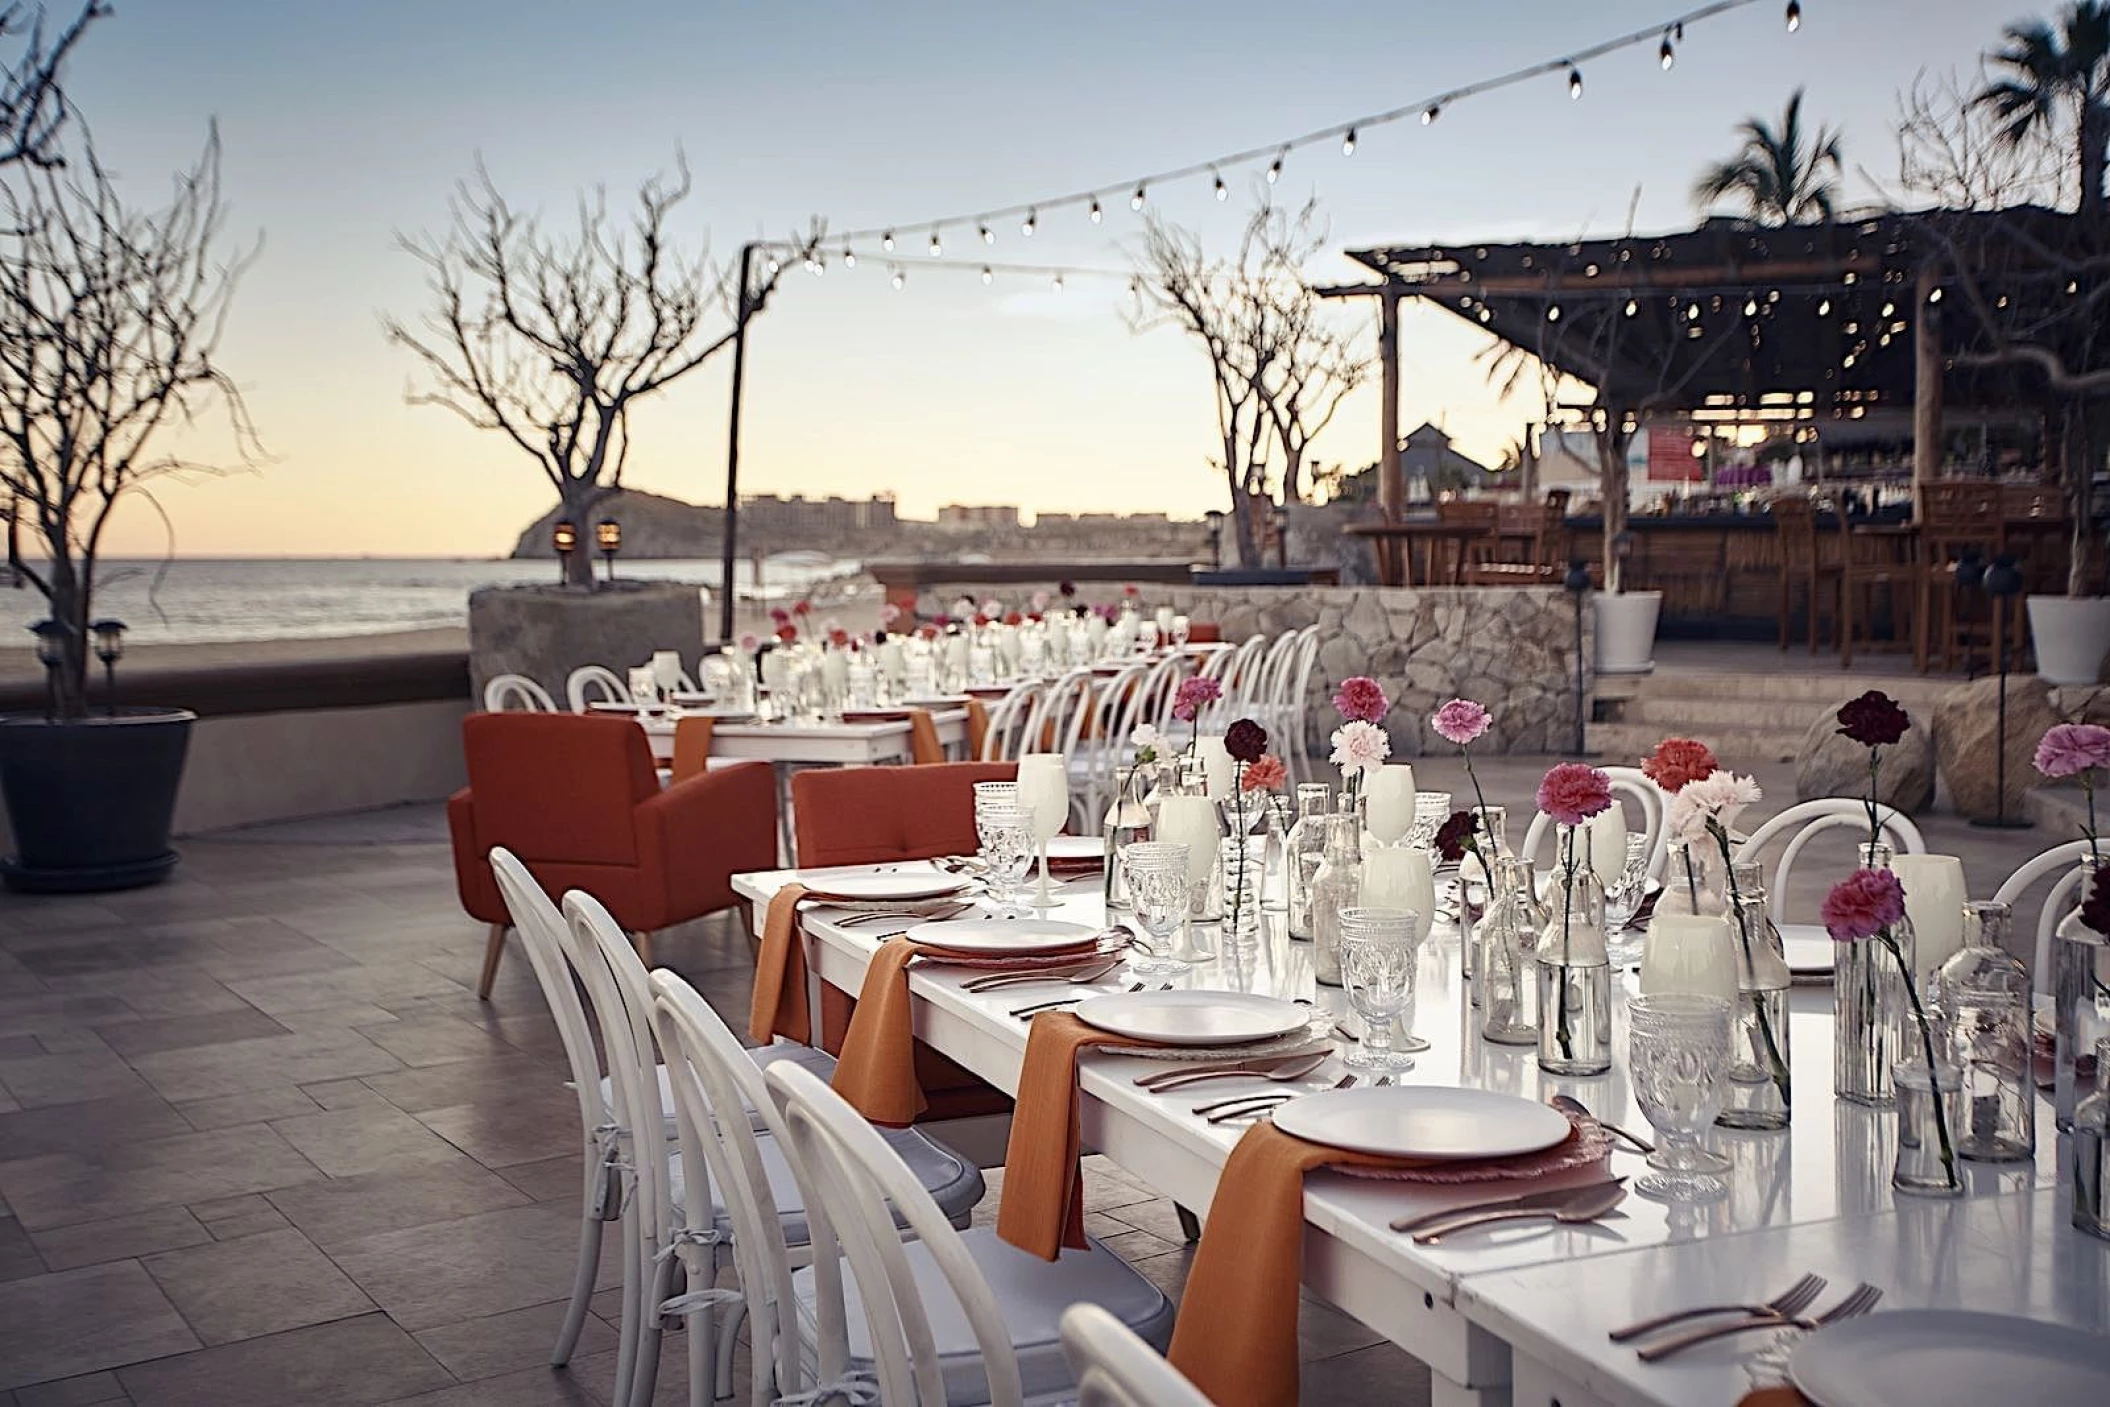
[1837,691,1910,748]
[1434,810,1478,864]
[774,625,797,642]
[1224,717,1269,763]
[2083,869,2110,938]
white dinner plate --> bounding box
[1781,924,1836,977]
[1073,991,1310,1047]
[797,869,969,903]
[1791,1310,2110,1407]
[1271,1087,1572,1161]
[677,706,756,722]
[1048,835,1102,861]
[906,917,1097,956]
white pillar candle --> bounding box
[1586,801,1629,888]
[1364,763,1417,847]
[1194,736,1236,801]
[1639,914,1739,1002]
[1361,845,1435,931]
[1889,853,1967,981]
[1153,796,1223,889]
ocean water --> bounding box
[4,556,857,647]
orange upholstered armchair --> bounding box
[448,712,778,998]
[790,760,1017,1119]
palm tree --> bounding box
[1978,2,2110,218]
[1691,88,1844,224]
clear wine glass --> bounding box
[973,782,1031,918]
[1170,614,1191,650]
[1408,791,1452,855]
[1627,993,1734,1201]
[1603,833,1653,965]
[1121,841,1193,976]
[1338,907,1422,1072]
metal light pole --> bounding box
[718,242,759,644]
[1564,560,1592,757]
[1973,554,2032,830]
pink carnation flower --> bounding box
[1535,762,1613,827]
[1333,676,1390,724]
[1822,867,1907,942]
[1329,720,1390,776]
[1171,676,1222,723]
[1431,698,1492,747]
[2034,722,2110,780]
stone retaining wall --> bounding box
[910,579,1587,757]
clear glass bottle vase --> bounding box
[1933,901,2034,1162]
[2074,1036,2110,1241]
[1535,833,1612,1076]
[1721,862,1792,1130]
[1892,1058,1966,1198]
[1285,783,1333,942]
[1477,856,1545,1041]
[1656,838,1727,918]
[1835,843,1913,1106]
[1309,813,1363,987]
[1102,765,1154,912]
[2052,853,2110,1132]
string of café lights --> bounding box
[765,0,1811,292]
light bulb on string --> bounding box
[1213,171,1228,201]
[881,231,895,253]
[981,266,993,285]
[1785,1,1801,33]
[1547,304,1561,322]
[1131,184,1147,211]
[1342,127,1357,156]
[1051,274,1064,294]
[1089,198,1103,224]
[1568,66,1583,99]
[1422,104,1440,124]
[1624,299,1638,316]
[1928,286,1943,303]
[1659,33,1674,68]
[890,269,904,290]
[765,255,781,276]
[1267,150,1284,182]
[1022,209,1037,237]
[979,223,993,245]
[1743,298,1758,316]
[1817,298,1831,315]
[928,230,942,257]
[842,244,856,269]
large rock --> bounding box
[1795,705,1935,814]
[469,582,708,705]
[1933,674,2061,821]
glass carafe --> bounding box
[1310,814,1363,987]
[1720,861,1792,1131]
[1285,784,1333,941]
[1102,765,1154,911]
[2053,853,2110,1131]
[2074,1036,2110,1241]
[1477,856,1545,1042]
[1933,901,2034,1162]
[1657,838,1726,918]
[1535,835,1612,1076]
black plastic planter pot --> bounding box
[0,709,195,893]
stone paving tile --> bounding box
[185,1195,274,1226]
[411,1300,616,1383]
[269,1105,471,1178]
[142,1228,376,1346]
[0,1124,323,1232]
[0,993,136,1040]
[0,1034,46,1060]
[93,1011,290,1060]
[356,1016,514,1070]
[0,1261,201,1390]
[219,965,463,1020]
[13,1370,130,1405]
[126,1028,405,1103]
[172,1084,323,1132]
[383,1363,602,1407]
[1297,1340,1433,1405]
[117,1313,453,1407]
[264,1159,528,1250]
[327,1203,620,1333]
[202,1209,290,1241]
[492,1154,586,1204]
[359,1058,549,1115]
[300,1076,394,1110]
[0,1043,152,1109]
[409,1093,581,1169]
[0,1094,193,1160]
[0,1215,42,1281]
[28,1207,211,1273]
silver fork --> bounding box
[1609,1273,1827,1343]
[1635,1283,1881,1362]
[1196,1074,1355,1123]
[1009,980,1152,1019]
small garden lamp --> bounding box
[551,519,578,584]
[1563,560,1592,755]
[91,619,126,717]
[30,619,68,721]
[1974,554,2031,830]
[1204,509,1225,570]
[595,518,622,583]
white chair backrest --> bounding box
[1281,627,1321,779]
[1131,652,1191,737]
[560,893,677,1248]
[650,971,803,1406]
[489,850,610,1139]
[1991,839,2103,991]
[565,664,630,712]
[980,681,1047,762]
[1060,1304,1210,1407]
[1030,668,1098,762]
[765,1061,1028,1407]
[1739,798,1926,924]
[484,673,557,712]
[1515,768,1666,874]
[1220,634,1271,718]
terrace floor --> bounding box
[0,757,2056,1406]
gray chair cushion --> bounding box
[603,1041,840,1139]
[791,1228,1175,1405]
[670,1126,984,1247]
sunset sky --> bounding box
[64,0,2020,557]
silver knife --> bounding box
[1388,1176,1627,1234]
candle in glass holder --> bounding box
[1362,844,1435,929]
[1194,736,1236,801]
[1639,913,1738,1002]
[1364,764,1417,847]
[1890,853,1966,980]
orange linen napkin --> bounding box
[907,708,944,765]
[996,1012,1156,1259]
[965,697,990,758]
[1737,1391,1809,1407]
[669,716,715,782]
[1166,1121,1579,1407]
[747,884,811,1046]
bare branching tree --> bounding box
[1897,67,2068,210]
[1129,197,1372,565]
[386,157,799,586]
[0,2,103,168]
[0,127,259,716]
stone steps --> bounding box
[1584,720,1805,766]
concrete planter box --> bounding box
[469,582,708,704]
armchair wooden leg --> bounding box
[477,923,508,1001]
[632,930,655,969]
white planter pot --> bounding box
[2027,595,2110,685]
[1593,591,1662,675]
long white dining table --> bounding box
[728,862,2084,1407]
[636,707,971,765]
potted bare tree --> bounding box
[0,122,255,891]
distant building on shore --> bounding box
[936,504,1020,531]
[740,493,897,535]
[1334,423,1503,503]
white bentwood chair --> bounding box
[1059,1303,1210,1407]
[765,1060,1177,1406]
[1992,839,2102,990]
[566,664,630,712]
[980,681,1048,762]
[1738,798,1925,926]
[483,672,557,711]
[1514,767,1667,873]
